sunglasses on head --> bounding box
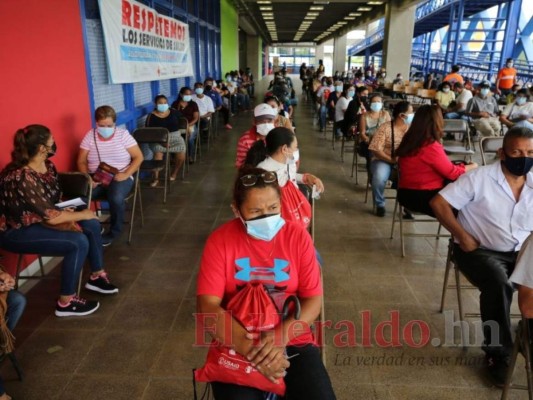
[240,171,278,187]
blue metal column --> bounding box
[443,3,456,73]
[424,31,435,75]
[364,48,370,68]
[451,0,465,67]
[500,0,522,67]
[487,4,505,80]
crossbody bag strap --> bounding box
[93,129,102,164]
[390,120,395,160]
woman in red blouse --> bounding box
[0,125,119,317]
[396,105,478,216]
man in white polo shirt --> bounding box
[431,126,533,386]
[510,233,533,317]
[192,82,215,141]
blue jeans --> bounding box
[515,120,533,130]
[370,160,392,208]
[0,220,104,296]
[444,111,462,119]
[188,125,198,160]
[319,105,327,130]
[7,290,26,332]
[92,178,134,237]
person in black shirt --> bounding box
[146,94,186,185]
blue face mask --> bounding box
[335,85,343,92]
[157,104,169,112]
[347,90,355,98]
[195,88,204,95]
[516,97,527,106]
[404,113,414,125]
[370,102,383,112]
[243,214,285,241]
[480,88,490,97]
[182,95,192,102]
[97,126,115,139]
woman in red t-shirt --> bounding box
[196,167,335,400]
[396,105,478,216]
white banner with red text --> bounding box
[98,0,194,83]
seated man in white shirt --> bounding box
[431,126,533,387]
[500,88,533,131]
[192,82,215,139]
[510,233,533,317]
[444,82,472,120]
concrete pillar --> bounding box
[382,2,416,80]
[246,35,262,79]
[315,43,325,70]
[332,34,347,74]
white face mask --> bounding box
[293,149,300,162]
[256,123,275,136]
[285,148,299,165]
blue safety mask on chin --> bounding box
[242,213,285,241]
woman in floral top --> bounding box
[0,125,118,317]
[368,101,413,217]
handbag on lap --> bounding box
[91,130,119,187]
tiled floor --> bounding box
[3,78,528,399]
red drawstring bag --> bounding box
[194,283,286,395]
[280,183,312,229]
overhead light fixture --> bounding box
[357,7,372,11]
[337,21,347,25]
[310,6,324,10]
[313,1,329,4]
[257,1,271,3]
[368,1,383,4]
[262,12,273,16]
[344,16,355,20]
[349,12,362,16]
[307,12,319,16]
[263,16,274,19]
[259,6,272,11]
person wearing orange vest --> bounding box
[496,58,517,97]
[444,65,464,86]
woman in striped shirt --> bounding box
[77,105,143,246]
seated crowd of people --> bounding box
[1,62,533,398]
[302,61,533,389]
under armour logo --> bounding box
[234,258,290,283]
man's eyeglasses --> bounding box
[240,172,277,186]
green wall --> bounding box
[220,0,239,74]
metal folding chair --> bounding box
[132,127,171,203]
[389,194,448,257]
[502,318,533,399]
[443,119,475,161]
[480,136,503,166]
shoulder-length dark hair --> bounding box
[396,105,444,157]
[5,124,51,171]
[243,127,295,167]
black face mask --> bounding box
[47,143,57,158]
[205,85,212,92]
[502,153,533,176]
[360,96,368,104]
